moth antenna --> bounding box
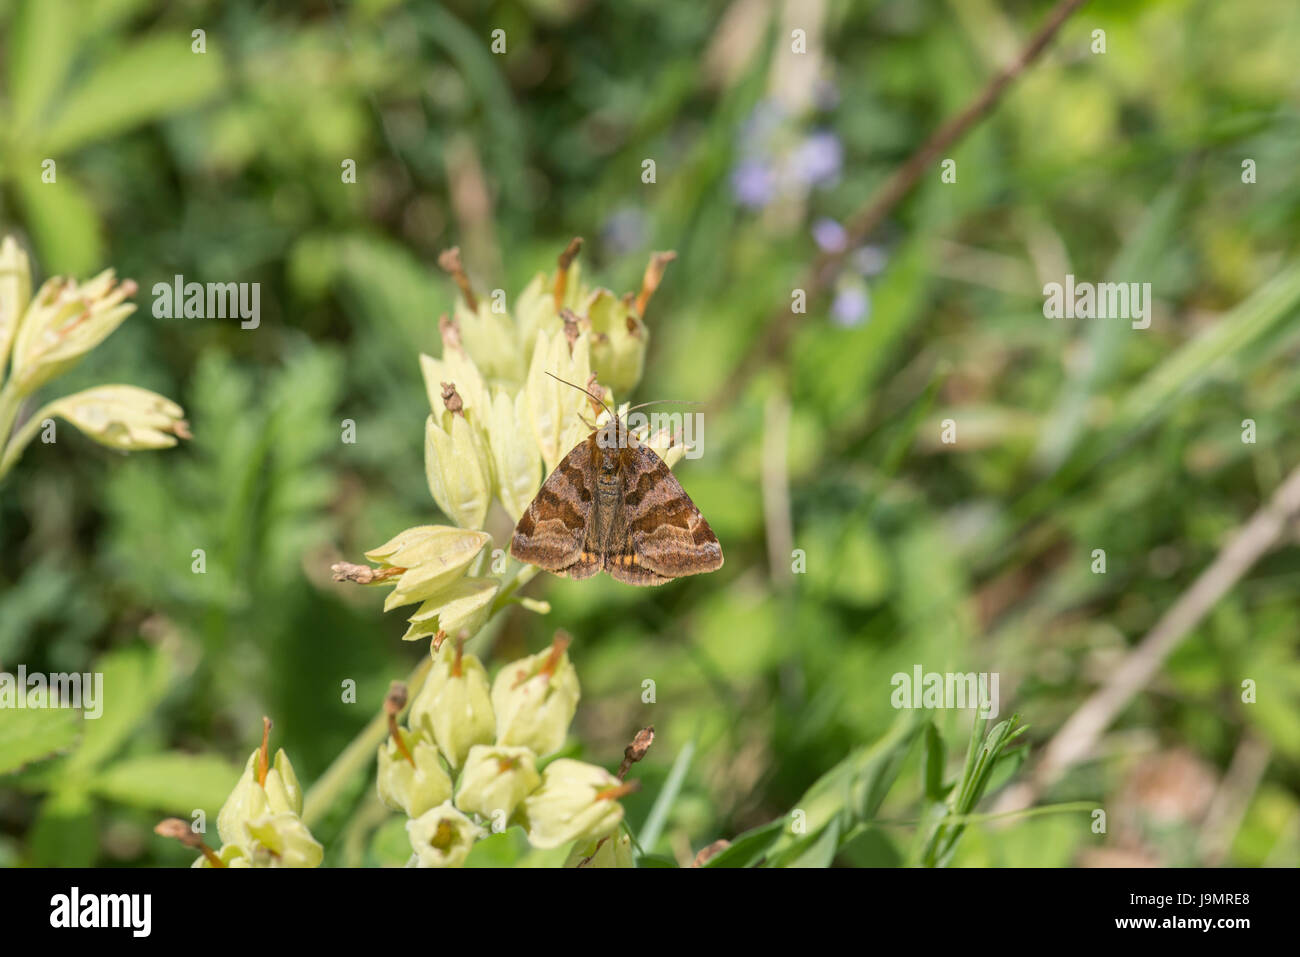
[622,399,702,415]
[545,371,614,422]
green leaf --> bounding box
[636,738,694,855]
[764,710,924,865]
[700,819,783,868]
[90,752,241,815]
[463,828,528,867]
[7,0,81,137]
[366,816,412,868]
[922,721,947,801]
[29,787,96,867]
[462,827,571,868]
[65,644,173,774]
[13,172,104,276]
[39,33,225,155]
[839,826,903,867]
[0,707,81,774]
[636,853,679,868]
[783,816,842,868]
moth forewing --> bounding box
[509,433,599,577]
[614,441,722,581]
[509,422,722,586]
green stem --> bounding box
[300,558,545,829]
[0,396,55,480]
[0,380,25,464]
[301,653,433,829]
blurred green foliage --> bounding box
[2,0,1300,867]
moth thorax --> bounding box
[595,419,627,483]
[596,419,629,452]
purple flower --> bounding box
[831,285,870,327]
[812,218,848,253]
[731,159,776,209]
[794,131,843,187]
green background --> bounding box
[2,0,1299,867]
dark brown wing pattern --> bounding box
[605,442,723,586]
[510,434,602,579]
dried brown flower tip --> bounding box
[635,250,676,317]
[331,562,404,584]
[554,237,583,308]
[618,725,655,779]
[560,308,582,351]
[438,313,463,351]
[690,839,730,868]
[441,381,465,415]
[438,246,478,311]
[385,681,409,716]
[154,818,200,847]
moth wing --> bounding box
[510,435,602,579]
[608,443,723,585]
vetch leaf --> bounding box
[13,172,103,276]
[922,721,947,801]
[65,645,173,774]
[90,752,241,815]
[39,33,225,155]
[700,820,783,868]
[0,707,81,774]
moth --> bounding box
[510,380,723,586]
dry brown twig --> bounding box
[996,462,1300,814]
[708,0,1091,412]
[577,726,654,867]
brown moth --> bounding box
[510,381,722,586]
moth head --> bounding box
[595,416,630,476]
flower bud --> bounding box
[9,270,138,393]
[584,289,647,397]
[521,759,629,850]
[487,389,542,522]
[640,425,687,469]
[191,843,251,868]
[406,802,484,868]
[420,347,490,421]
[377,728,453,818]
[451,297,525,385]
[564,829,634,868]
[46,385,190,451]
[241,812,324,868]
[216,745,304,846]
[524,327,592,472]
[513,271,561,359]
[0,236,32,371]
[425,412,493,529]
[401,576,499,642]
[409,640,495,769]
[263,748,304,815]
[453,744,540,822]
[491,634,580,757]
[363,525,491,612]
